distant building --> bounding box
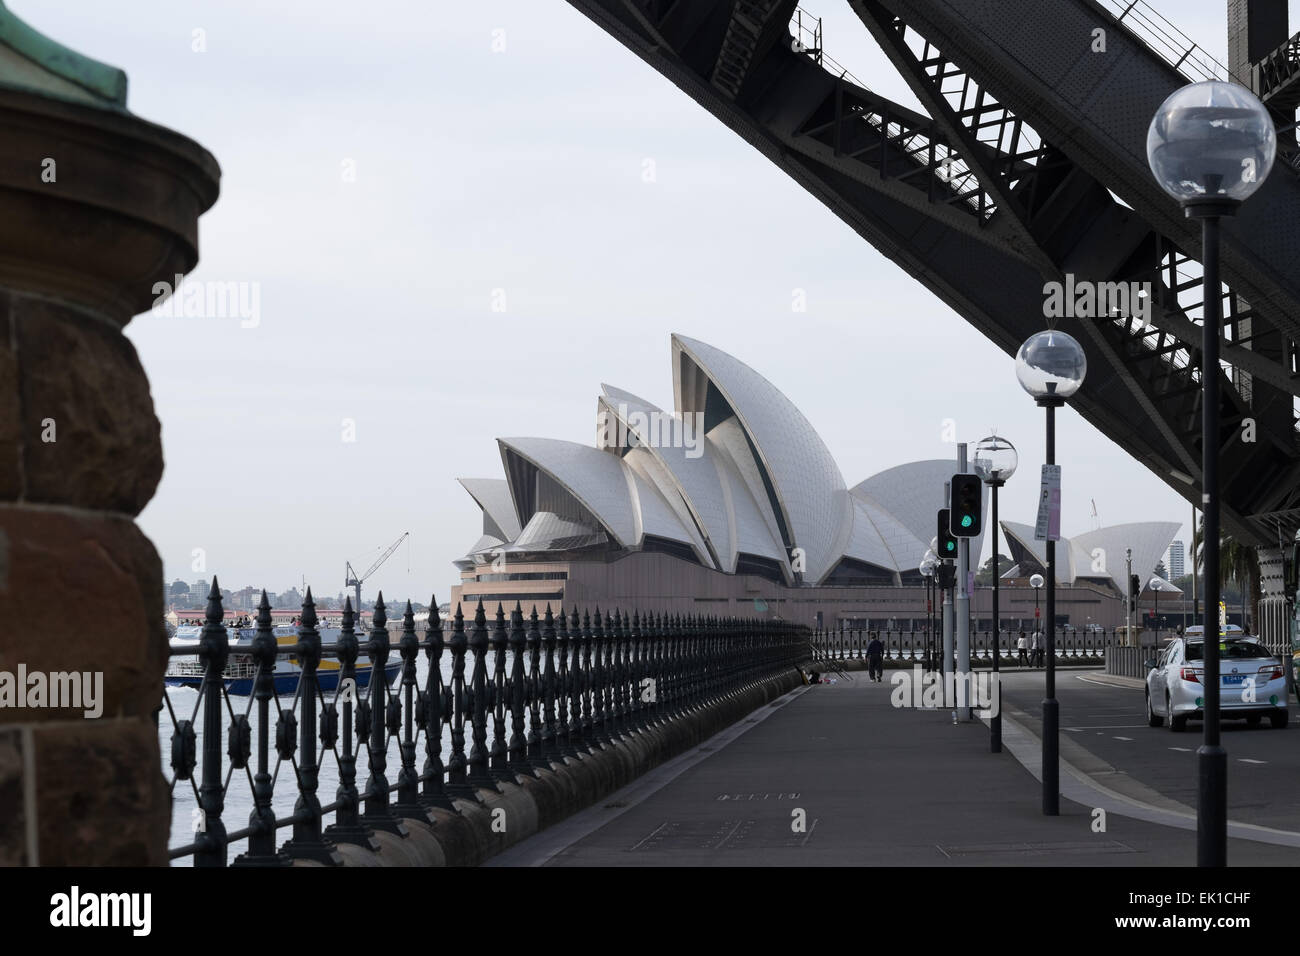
[230,586,260,610]
[189,578,209,607]
[1168,540,1185,579]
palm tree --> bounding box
[1191,515,1259,632]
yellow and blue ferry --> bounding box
[165,624,400,695]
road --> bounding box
[999,668,1300,833]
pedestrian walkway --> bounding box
[490,673,1296,866]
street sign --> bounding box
[1034,464,1061,541]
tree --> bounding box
[1191,514,1259,633]
[975,553,1014,586]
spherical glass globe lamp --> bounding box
[973,434,1018,486]
[1147,80,1275,205]
[1016,331,1086,403]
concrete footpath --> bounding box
[489,672,1297,866]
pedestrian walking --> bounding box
[1031,629,1044,667]
[1016,630,1029,667]
[866,632,885,682]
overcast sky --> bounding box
[21,1,1295,606]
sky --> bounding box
[18,0,1295,606]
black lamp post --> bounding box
[920,551,938,670]
[1031,573,1043,637]
[1151,577,1163,645]
[974,434,1017,753]
[1016,330,1087,816]
[1148,78,1275,868]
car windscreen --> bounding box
[1184,640,1270,662]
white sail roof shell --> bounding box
[624,451,711,559]
[1000,520,1180,591]
[498,437,639,547]
[497,435,704,557]
[839,497,908,576]
[599,386,725,569]
[672,334,851,583]
[851,459,988,569]
[1073,522,1181,591]
[457,477,522,542]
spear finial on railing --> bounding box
[540,604,560,763]
[232,589,291,866]
[393,599,430,822]
[466,599,496,793]
[324,595,380,850]
[361,591,406,835]
[420,594,454,811]
[511,604,535,776]
[447,602,470,795]
[281,586,342,864]
[193,577,228,868]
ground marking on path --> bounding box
[628,822,670,851]
[1239,758,1267,765]
[1067,723,1148,730]
[796,817,819,847]
[1169,747,1192,752]
[1113,736,1133,741]
[1075,674,1141,688]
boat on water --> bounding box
[165,624,400,695]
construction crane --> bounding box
[345,532,409,613]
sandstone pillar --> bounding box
[0,6,219,865]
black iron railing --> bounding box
[161,580,807,865]
[809,626,1126,666]
[1096,0,1231,84]
[809,625,1290,673]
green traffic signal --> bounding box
[949,474,982,537]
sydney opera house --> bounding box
[451,335,1179,630]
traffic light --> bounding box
[949,473,982,537]
[1129,574,1140,602]
[936,509,958,560]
